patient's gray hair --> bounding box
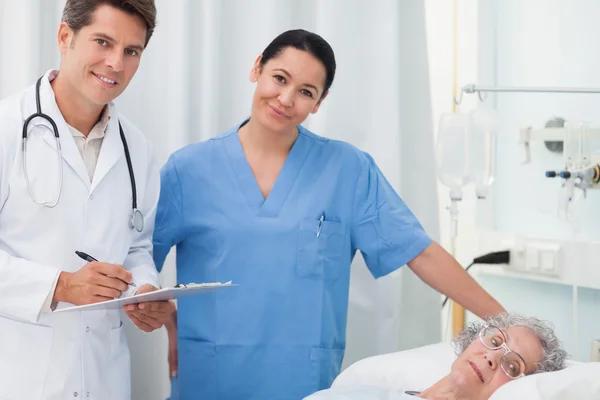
[451,313,568,374]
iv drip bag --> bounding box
[436,112,471,199]
[470,107,498,199]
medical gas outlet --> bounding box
[545,163,600,191]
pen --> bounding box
[75,251,136,287]
[316,214,325,238]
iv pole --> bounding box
[454,84,600,105]
[450,0,466,338]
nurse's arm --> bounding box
[165,308,177,331]
[407,242,505,319]
[166,310,178,378]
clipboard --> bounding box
[52,281,235,313]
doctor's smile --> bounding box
[92,71,118,87]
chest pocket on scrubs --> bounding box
[297,218,346,280]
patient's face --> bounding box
[448,326,543,400]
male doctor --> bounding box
[0,1,173,399]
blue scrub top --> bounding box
[153,121,432,400]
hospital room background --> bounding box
[1,0,599,398]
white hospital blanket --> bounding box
[304,385,421,399]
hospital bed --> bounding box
[331,342,600,399]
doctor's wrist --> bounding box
[53,271,72,303]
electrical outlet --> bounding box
[591,340,600,362]
[506,238,562,277]
[479,231,600,290]
[506,236,526,271]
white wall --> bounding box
[458,0,600,362]
[493,0,600,240]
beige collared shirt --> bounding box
[68,106,111,181]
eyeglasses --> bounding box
[478,325,527,379]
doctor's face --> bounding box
[448,325,543,400]
[249,47,328,134]
[57,4,146,106]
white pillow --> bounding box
[333,342,454,392]
[333,342,600,399]
[489,362,600,400]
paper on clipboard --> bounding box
[52,281,235,313]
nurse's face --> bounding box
[57,4,146,107]
[249,47,328,134]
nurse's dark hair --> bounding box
[61,0,157,47]
[260,29,336,97]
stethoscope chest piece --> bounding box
[130,208,144,232]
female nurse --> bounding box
[152,29,505,400]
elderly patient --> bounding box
[306,313,567,400]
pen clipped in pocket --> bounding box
[296,217,346,280]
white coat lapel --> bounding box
[90,105,123,193]
[37,75,90,188]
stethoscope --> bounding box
[22,76,144,232]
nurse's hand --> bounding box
[53,262,132,305]
[123,284,176,332]
[167,320,178,379]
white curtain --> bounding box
[0,1,441,398]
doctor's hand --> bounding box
[53,262,132,305]
[123,284,175,333]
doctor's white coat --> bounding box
[0,71,160,400]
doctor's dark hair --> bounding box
[452,313,568,374]
[260,29,336,97]
[62,0,157,47]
